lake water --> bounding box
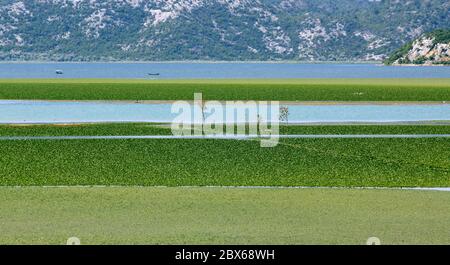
[0,63,449,79]
[1,63,449,124]
[1,100,449,124]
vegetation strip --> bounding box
[0,79,449,101]
[0,134,450,141]
[2,186,449,191]
[1,123,450,136]
[0,187,449,244]
[1,137,448,187]
[0,124,447,187]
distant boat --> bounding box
[55,70,63,75]
[148,73,160,76]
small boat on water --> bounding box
[55,70,64,75]
[148,73,160,76]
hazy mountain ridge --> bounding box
[0,0,449,61]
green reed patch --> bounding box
[0,137,448,187]
[0,123,449,136]
[0,78,449,101]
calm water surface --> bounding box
[0,63,449,79]
[1,100,449,124]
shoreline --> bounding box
[1,99,448,105]
[3,121,450,126]
[390,63,450,67]
[0,60,382,64]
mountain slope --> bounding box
[385,29,450,65]
[0,0,449,61]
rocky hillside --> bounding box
[385,29,450,65]
[0,0,449,61]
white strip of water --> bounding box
[1,186,449,192]
[0,100,449,124]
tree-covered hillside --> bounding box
[0,0,449,61]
